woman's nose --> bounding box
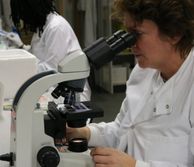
[131,43,139,54]
[131,43,137,50]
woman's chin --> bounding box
[136,59,148,68]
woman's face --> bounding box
[123,13,181,72]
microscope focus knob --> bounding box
[37,146,60,167]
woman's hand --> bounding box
[6,32,24,48]
[90,147,136,167]
[66,126,91,141]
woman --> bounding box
[67,0,194,166]
[7,0,91,101]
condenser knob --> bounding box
[37,146,60,167]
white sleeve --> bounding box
[37,61,55,73]
[88,97,129,147]
[88,66,143,147]
[135,161,150,167]
[136,161,189,167]
[39,20,81,72]
[42,27,69,71]
[77,79,91,101]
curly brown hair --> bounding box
[113,0,194,58]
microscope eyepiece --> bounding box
[84,30,138,69]
[110,31,138,53]
[106,29,126,45]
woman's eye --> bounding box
[137,31,143,35]
[126,28,143,35]
[126,27,135,33]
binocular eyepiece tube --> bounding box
[84,30,138,69]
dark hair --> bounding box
[113,0,194,58]
[10,0,56,34]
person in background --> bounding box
[6,0,91,102]
[66,0,194,166]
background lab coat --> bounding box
[88,48,194,167]
[30,12,91,101]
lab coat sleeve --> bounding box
[38,22,81,72]
[136,161,191,167]
[135,160,193,167]
[135,161,150,167]
[36,27,66,72]
[88,97,129,147]
[37,60,54,73]
[190,89,194,165]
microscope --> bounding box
[0,30,138,167]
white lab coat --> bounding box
[30,12,91,101]
[88,48,194,167]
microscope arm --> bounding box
[11,49,90,167]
